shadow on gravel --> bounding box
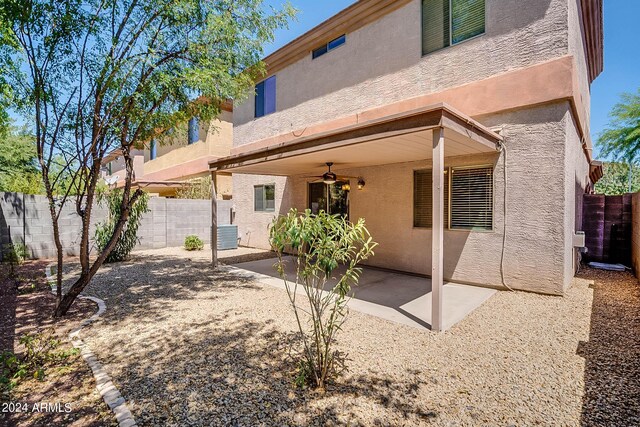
[80,254,435,426]
[105,314,434,426]
[577,267,640,426]
[62,255,262,324]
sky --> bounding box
[264,0,640,160]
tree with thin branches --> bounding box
[597,89,640,193]
[0,0,294,316]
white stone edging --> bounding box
[45,264,136,427]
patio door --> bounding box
[308,181,349,218]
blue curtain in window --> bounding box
[255,82,265,118]
[188,117,199,144]
[255,76,276,117]
[150,139,157,160]
[264,76,276,115]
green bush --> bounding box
[1,330,78,394]
[175,176,212,200]
[184,235,204,251]
[269,209,377,390]
[95,189,150,263]
[2,243,28,276]
[2,243,28,264]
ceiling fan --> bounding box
[303,162,359,185]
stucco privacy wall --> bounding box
[234,0,570,145]
[233,174,291,249]
[632,192,640,278]
[0,192,228,260]
[563,110,590,287]
[232,102,581,294]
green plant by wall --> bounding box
[1,330,78,394]
[95,189,150,263]
[269,209,377,390]
[175,176,212,200]
[594,162,640,195]
[184,235,204,251]
[2,243,28,276]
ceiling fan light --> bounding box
[323,172,337,185]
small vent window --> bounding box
[254,184,275,212]
[312,34,346,59]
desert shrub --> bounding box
[184,235,204,251]
[2,243,28,276]
[0,330,78,394]
[175,176,212,199]
[269,209,377,390]
[95,189,150,263]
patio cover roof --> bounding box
[208,103,502,175]
[208,103,502,332]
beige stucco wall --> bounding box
[233,102,586,294]
[234,0,572,146]
[563,110,591,290]
[568,0,592,127]
[144,110,233,177]
[233,174,292,248]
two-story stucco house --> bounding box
[209,0,603,330]
[104,104,233,198]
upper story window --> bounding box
[188,117,199,144]
[422,0,485,55]
[149,139,157,160]
[312,34,346,59]
[255,76,276,118]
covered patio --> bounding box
[225,256,497,331]
[209,102,504,331]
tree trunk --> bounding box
[54,273,90,317]
[53,187,142,317]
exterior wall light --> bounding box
[341,183,351,191]
[357,178,365,190]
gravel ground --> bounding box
[578,267,640,426]
[61,249,639,426]
[132,245,276,265]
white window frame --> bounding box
[254,183,275,212]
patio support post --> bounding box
[211,172,218,268]
[431,127,445,332]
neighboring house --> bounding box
[209,0,604,328]
[104,104,233,198]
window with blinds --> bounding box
[422,0,485,55]
[414,167,493,230]
[450,166,493,230]
[413,169,449,228]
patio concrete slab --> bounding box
[228,256,496,331]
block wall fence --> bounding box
[0,192,229,261]
[632,192,640,277]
